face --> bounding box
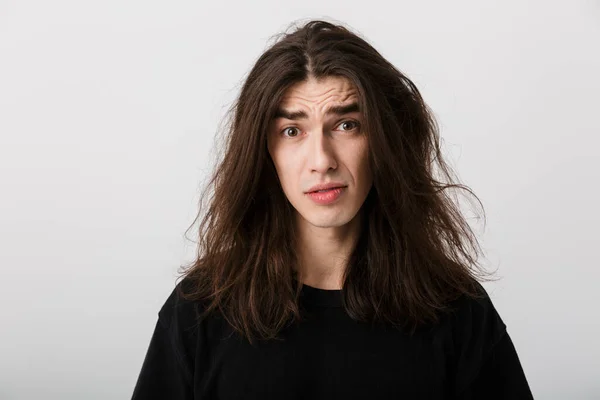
[266,75,373,230]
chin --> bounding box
[307,215,353,228]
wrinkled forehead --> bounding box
[278,76,359,108]
[271,76,362,122]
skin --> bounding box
[266,75,373,290]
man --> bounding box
[131,20,534,399]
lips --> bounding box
[306,186,346,205]
[306,183,347,193]
[310,187,343,193]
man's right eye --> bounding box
[281,127,300,137]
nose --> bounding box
[306,127,337,173]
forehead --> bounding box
[279,76,359,107]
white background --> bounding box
[1,1,599,399]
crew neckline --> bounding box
[299,281,343,308]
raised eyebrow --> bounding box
[326,102,360,116]
[273,108,308,120]
[273,102,360,121]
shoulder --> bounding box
[447,281,507,346]
[132,277,212,395]
[157,276,209,345]
[442,281,509,392]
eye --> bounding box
[336,120,360,131]
[281,127,300,137]
[279,120,360,138]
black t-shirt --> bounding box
[131,279,533,399]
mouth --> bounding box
[305,185,348,194]
[309,187,345,193]
[305,186,346,205]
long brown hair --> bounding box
[178,19,494,344]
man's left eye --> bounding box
[338,121,359,131]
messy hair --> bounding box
[178,19,492,344]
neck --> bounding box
[293,210,362,290]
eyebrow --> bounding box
[273,102,360,120]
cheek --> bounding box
[270,150,295,188]
[279,162,297,188]
[348,140,371,178]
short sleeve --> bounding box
[449,283,533,399]
[131,280,202,400]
